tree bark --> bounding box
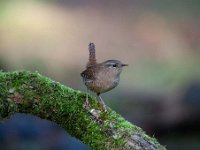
[0,71,166,150]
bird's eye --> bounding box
[112,64,117,67]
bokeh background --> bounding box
[1,0,200,149]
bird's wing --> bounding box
[81,67,97,80]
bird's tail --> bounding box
[87,42,97,67]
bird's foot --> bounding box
[101,102,107,112]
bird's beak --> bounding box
[122,64,128,67]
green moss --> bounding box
[0,71,166,150]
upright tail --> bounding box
[87,42,97,67]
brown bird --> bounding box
[81,43,128,111]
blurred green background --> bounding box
[1,0,200,149]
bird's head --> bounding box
[102,60,128,77]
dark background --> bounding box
[1,0,200,149]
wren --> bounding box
[81,43,128,111]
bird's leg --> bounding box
[97,94,107,112]
[86,92,89,104]
[83,89,90,110]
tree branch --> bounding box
[0,71,166,150]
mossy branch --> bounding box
[0,71,166,150]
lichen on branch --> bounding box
[0,71,166,150]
